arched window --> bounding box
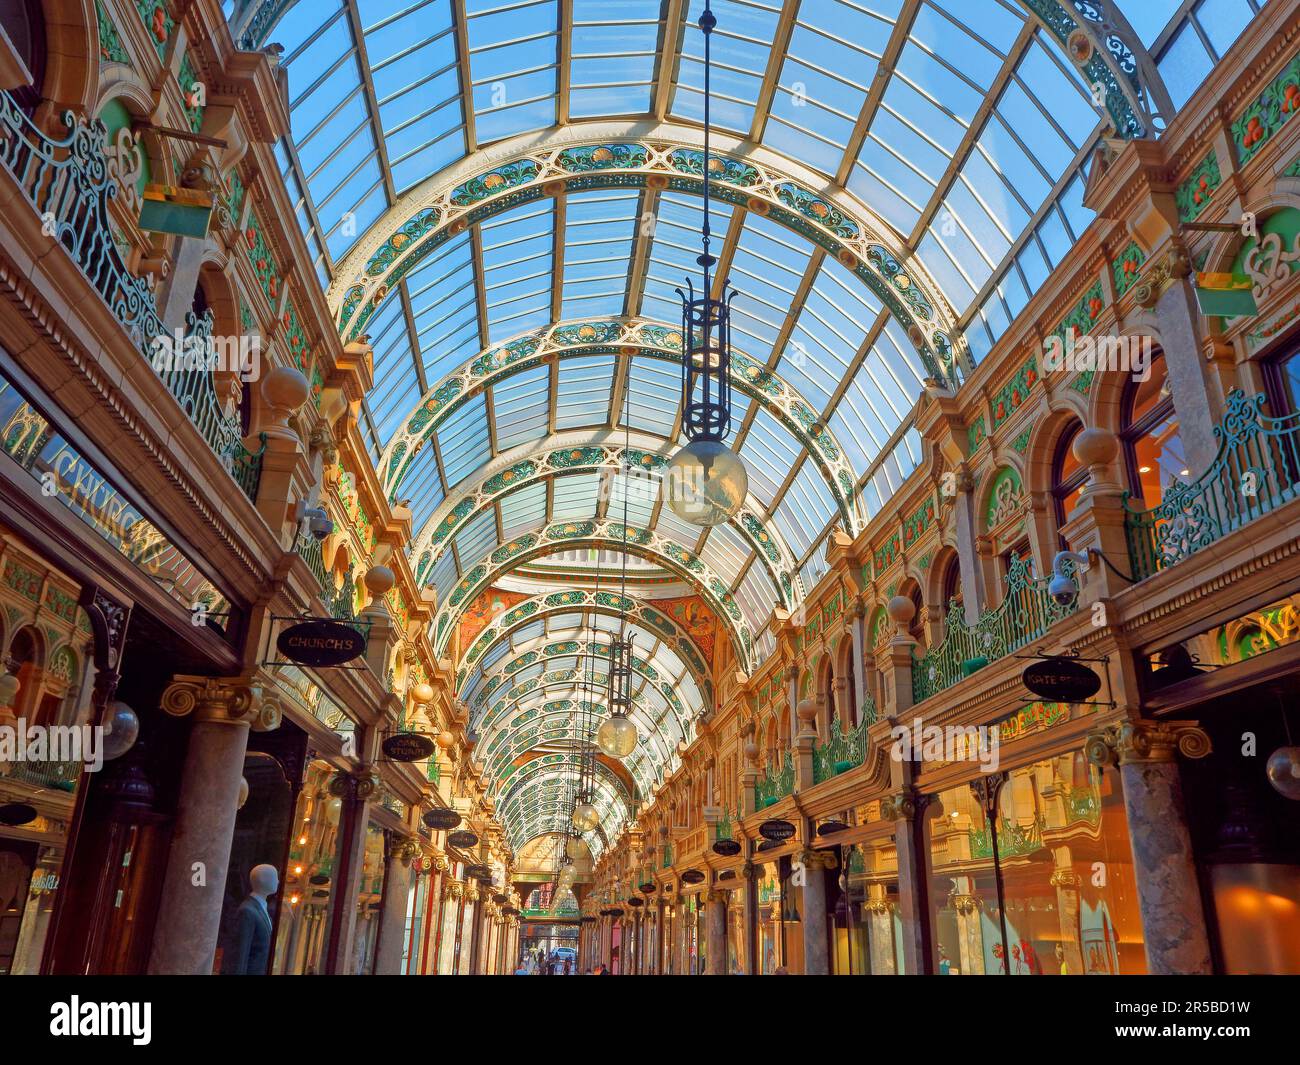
[1121,352,1186,507]
[940,553,963,615]
[1052,420,1088,534]
[0,0,46,113]
[906,584,924,646]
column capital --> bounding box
[160,674,283,731]
[388,837,421,864]
[879,792,917,823]
[1085,720,1211,767]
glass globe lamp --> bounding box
[665,440,747,527]
[572,801,600,832]
[102,700,140,760]
[1267,746,1300,800]
[596,713,638,758]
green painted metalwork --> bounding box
[969,814,1045,860]
[912,556,1077,703]
[661,842,673,869]
[713,807,733,841]
[754,751,795,809]
[812,714,870,785]
[1124,390,1300,580]
[0,92,264,501]
[1066,784,1101,826]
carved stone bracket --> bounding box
[1085,720,1212,766]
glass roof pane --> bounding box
[738,408,801,509]
[552,471,602,520]
[465,0,559,143]
[771,457,837,558]
[438,394,493,487]
[361,0,468,195]
[698,521,750,588]
[493,364,550,451]
[569,0,660,117]
[639,193,733,321]
[501,481,549,538]
[481,201,556,342]
[763,0,899,174]
[625,357,682,438]
[561,191,639,320]
[671,0,781,132]
[727,215,811,358]
[555,356,617,429]
[453,507,499,565]
[397,439,445,529]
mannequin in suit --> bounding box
[226,864,278,975]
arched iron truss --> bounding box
[383,316,864,537]
[410,427,803,607]
[436,520,756,670]
[452,588,715,702]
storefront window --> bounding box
[756,857,804,974]
[830,846,869,975]
[273,763,343,975]
[926,752,1144,975]
[726,887,746,974]
[349,821,387,974]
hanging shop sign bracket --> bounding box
[1015,648,1115,709]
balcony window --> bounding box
[1122,353,1187,505]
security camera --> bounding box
[1048,550,1089,606]
[305,506,334,541]
[1048,572,1077,607]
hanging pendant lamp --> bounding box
[669,1,748,527]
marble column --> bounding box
[705,891,727,975]
[373,838,417,975]
[800,850,831,976]
[865,895,896,975]
[1087,720,1213,975]
[1152,276,1223,475]
[148,676,282,975]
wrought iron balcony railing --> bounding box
[911,556,1077,704]
[754,750,795,810]
[1124,390,1300,581]
[0,758,81,791]
[0,93,263,500]
[811,706,873,785]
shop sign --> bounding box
[712,838,741,856]
[381,731,436,762]
[447,830,478,849]
[277,619,366,667]
[816,819,849,836]
[1021,656,1101,702]
[759,818,796,842]
[680,869,705,885]
[422,808,462,831]
[0,373,235,630]
[0,802,37,826]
